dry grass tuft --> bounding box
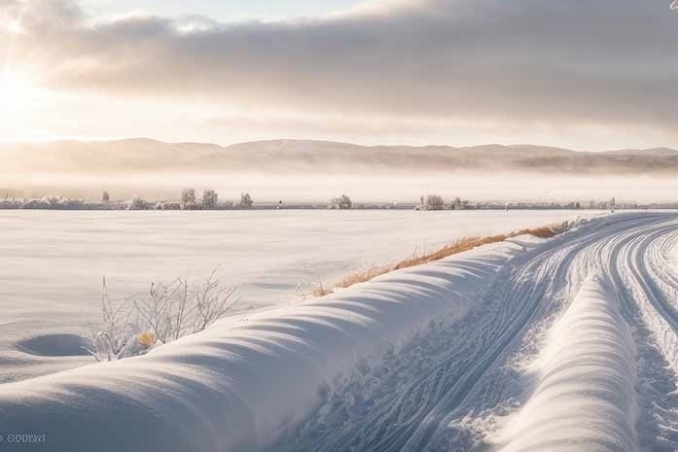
[336,265,392,289]
[312,285,334,298]
[314,222,569,296]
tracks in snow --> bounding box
[272,213,678,452]
[494,275,637,452]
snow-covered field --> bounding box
[11,211,678,452]
[0,209,595,383]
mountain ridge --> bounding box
[2,138,678,175]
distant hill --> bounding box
[3,138,678,175]
[0,139,217,173]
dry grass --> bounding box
[313,222,569,296]
[336,265,392,289]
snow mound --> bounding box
[504,234,546,246]
[494,275,638,452]
[16,334,92,357]
[0,241,525,452]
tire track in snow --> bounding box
[3,213,678,452]
[493,275,637,452]
[605,221,678,450]
[274,213,678,452]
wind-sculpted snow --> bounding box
[0,210,596,383]
[494,275,637,452]
[0,241,521,452]
[6,213,678,452]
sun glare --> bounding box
[0,71,37,115]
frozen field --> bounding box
[6,212,678,452]
[0,209,595,382]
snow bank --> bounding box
[493,275,638,452]
[0,210,601,382]
[0,242,523,452]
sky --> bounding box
[79,0,367,22]
[0,0,677,150]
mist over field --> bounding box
[3,138,678,203]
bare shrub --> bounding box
[425,194,445,210]
[89,270,237,361]
[89,277,139,362]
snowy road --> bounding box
[274,212,678,452]
[3,212,678,452]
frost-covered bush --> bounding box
[15,196,86,210]
[239,192,254,208]
[0,198,21,209]
[127,196,148,210]
[154,201,181,210]
[90,271,237,361]
[330,194,352,210]
[58,198,85,210]
[0,196,115,210]
[181,188,200,210]
[202,189,218,210]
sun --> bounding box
[0,70,39,115]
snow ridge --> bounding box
[494,275,638,452]
[0,242,522,452]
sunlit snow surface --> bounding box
[0,210,595,382]
[5,213,678,452]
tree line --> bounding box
[130,189,255,211]
[0,189,623,211]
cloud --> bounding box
[3,0,678,144]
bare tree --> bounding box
[102,191,110,203]
[426,194,445,210]
[181,188,199,210]
[331,194,352,210]
[202,189,219,210]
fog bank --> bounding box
[2,171,676,204]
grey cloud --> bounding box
[4,0,678,135]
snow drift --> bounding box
[0,242,524,452]
[493,275,638,452]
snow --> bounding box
[0,209,596,382]
[0,240,524,452]
[493,275,638,452]
[10,211,678,452]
